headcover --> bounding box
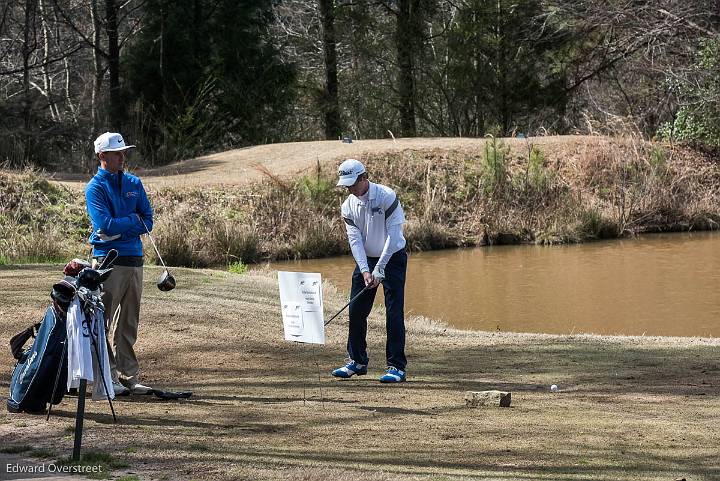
[77,267,113,292]
[157,270,176,292]
[64,259,92,277]
[51,276,78,312]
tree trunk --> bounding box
[22,0,38,165]
[105,0,123,130]
[319,0,341,139]
[348,1,363,139]
[396,0,417,137]
[38,0,58,121]
[54,4,78,125]
[90,0,103,137]
[494,0,510,134]
[472,5,483,136]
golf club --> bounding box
[139,218,176,291]
[324,285,371,326]
[98,248,118,270]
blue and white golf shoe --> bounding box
[379,366,406,383]
[331,360,367,379]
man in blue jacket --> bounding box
[86,132,153,396]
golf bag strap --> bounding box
[9,323,41,360]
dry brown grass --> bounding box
[1,265,719,480]
[2,135,719,266]
[0,171,89,263]
[365,136,720,245]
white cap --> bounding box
[94,132,135,154]
[337,159,366,186]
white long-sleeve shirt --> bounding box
[341,182,406,273]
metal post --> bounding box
[72,379,87,461]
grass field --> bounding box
[1,265,719,480]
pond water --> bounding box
[270,231,720,337]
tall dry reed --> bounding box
[2,137,718,267]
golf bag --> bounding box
[7,306,68,414]
[7,253,115,414]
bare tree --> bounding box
[319,0,342,138]
[104,0,122,128]
[22,0,39,164]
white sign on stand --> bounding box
[278,271,325,344]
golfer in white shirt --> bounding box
[331,159,408,383]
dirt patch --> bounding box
[1,265,719,480]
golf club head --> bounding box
[98,248,119,270]
[157,270,176,292]
[77,267,113,291]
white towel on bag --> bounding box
[66,297,114,400]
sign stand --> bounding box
[279,272,326,406]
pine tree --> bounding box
[124,0,297,163]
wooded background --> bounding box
[2,0,719,171]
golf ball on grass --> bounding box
[550,384,559,392]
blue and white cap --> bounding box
[337,158,366,186]
[94,132,135,154]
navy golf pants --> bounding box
[347,249,407,371]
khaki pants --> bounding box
[101,265,144,386]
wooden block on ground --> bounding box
[465,390,511,408]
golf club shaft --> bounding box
[324,285,370,326]
[139,218,167,269]
[90,337,116,422]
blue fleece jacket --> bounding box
[85,168,154,257]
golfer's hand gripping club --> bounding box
[371,265,385,285]
[324,285,370,326]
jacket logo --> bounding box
[125,191,137,198]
